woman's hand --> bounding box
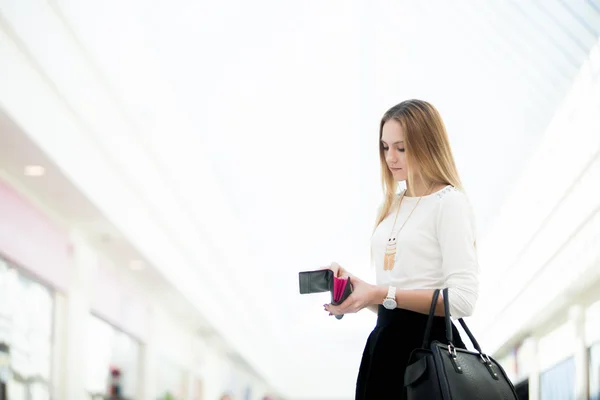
[321,261,350,278]
[324,276,384,316]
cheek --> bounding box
[397,153,407,168]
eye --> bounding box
[398,148,405,153]
[383,146,389,151]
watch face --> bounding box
[383,298,396,310]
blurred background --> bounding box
[0,0,599,399]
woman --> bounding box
[324,99,479,399]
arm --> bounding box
[327,281,446,316]
[436,191,479,318]
[370,286,446,316]
[327,191,479,318]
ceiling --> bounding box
[1,0,598,398]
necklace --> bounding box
[383,184,433,271]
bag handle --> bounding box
[421,289,441,348]
[443,289,499,379]
[442,288,454,346]
[458,318,482,354]
[442,288,485,355]
[423,288,486,355]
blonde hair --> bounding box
[374,99,463,229]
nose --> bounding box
[386,149,397,165]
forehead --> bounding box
[381,119,404,142]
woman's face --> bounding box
[381,119,408,182]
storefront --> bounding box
[83,314,142,399]
[0,256,54,400]
[495,294,600,400]
[0,177,70,400]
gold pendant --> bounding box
[383,237,397,271]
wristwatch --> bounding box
[382,286,397,310]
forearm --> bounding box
[367,304,379,314]
[371,286,445,316]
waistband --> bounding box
[376,305,442,327]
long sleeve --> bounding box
[436,190,480,318]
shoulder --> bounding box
[434,186,476,222]
[436,185,469,205]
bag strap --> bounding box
[442,288,484,354]
[458,318,482,353]
[421,289,441,348]
[442,288,454,346]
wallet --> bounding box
[298,269,353,320]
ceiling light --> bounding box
[129,260,145,271]
[24,165,45,177]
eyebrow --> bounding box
[381,140,404,145]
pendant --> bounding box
[383,234,397,271]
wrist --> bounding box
[371,285,387,305]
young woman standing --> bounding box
[324,99,480,399]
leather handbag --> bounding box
[298,269,353,319]
[404,288,518,400]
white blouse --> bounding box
[371,185,480,318]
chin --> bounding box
[393,173,407,182]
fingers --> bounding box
[326,305,346,316]
[324,303,334,315]
[318,262,339,274]
[324,303,342,315]
[325,296,356,315]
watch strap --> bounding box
[386,285,397,300]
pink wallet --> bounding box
[333,276,350,303]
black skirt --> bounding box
[355,305,466,399]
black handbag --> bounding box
[404,288,518,400]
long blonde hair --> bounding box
[374,100,463,229]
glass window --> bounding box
[154,357,187,400]
[0,256,53,399]
[590,341,600,400]
[540,356,576,400]
[83,315,141,399]
[113,329,141,397]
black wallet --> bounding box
[298,269,353,320]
